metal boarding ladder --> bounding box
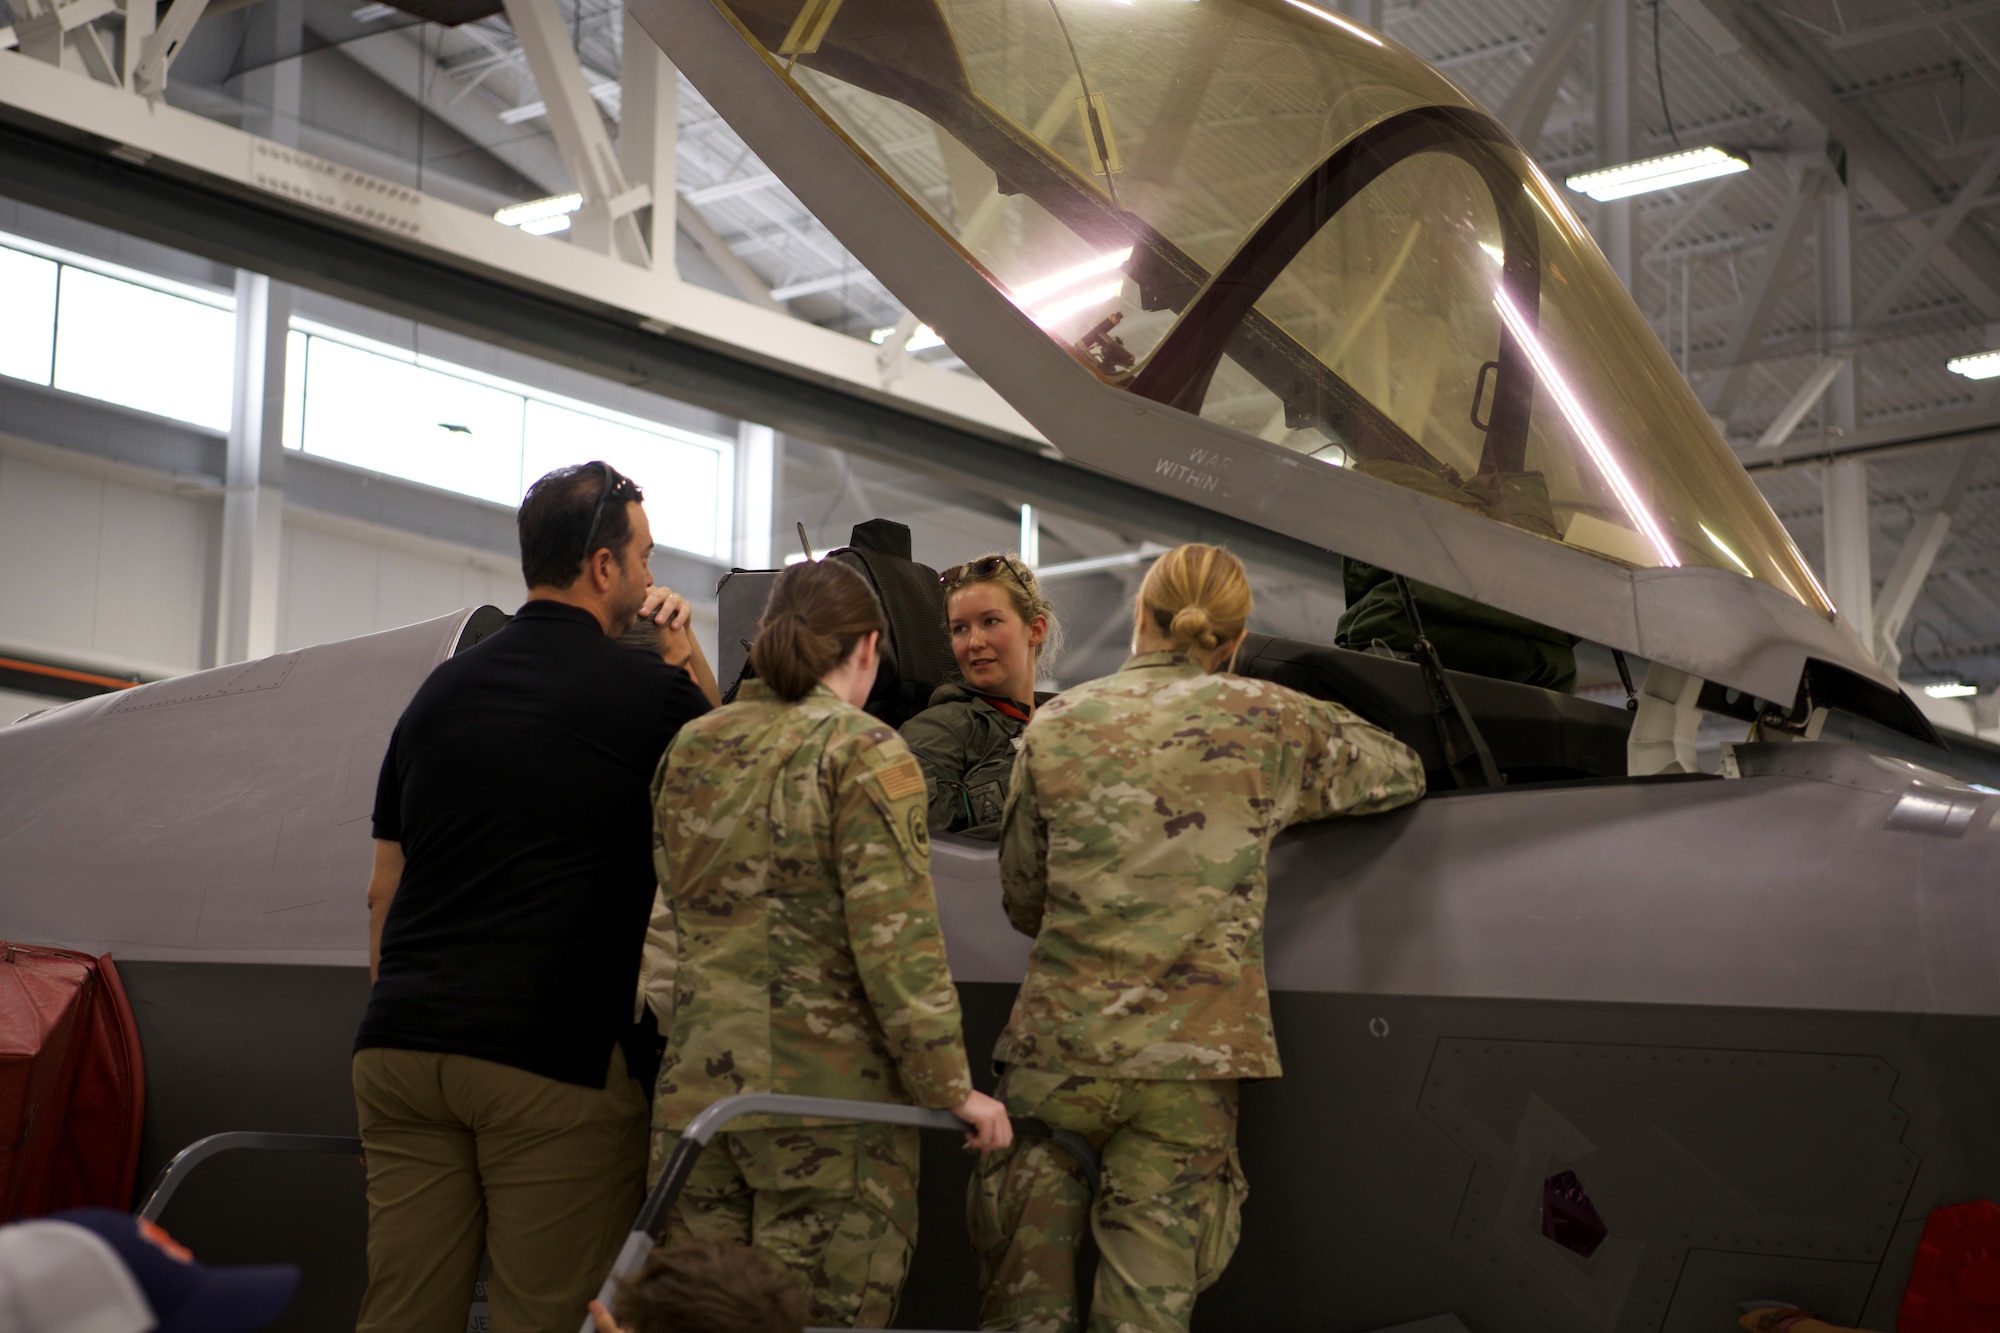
[138,1131,366,1220]
[581,1092,1102,1333]
[135,1102,1101,1333]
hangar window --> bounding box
[0,247,58,387]
[0,233,234,432]
[282,325,735,561]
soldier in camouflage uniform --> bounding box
[970,544,1426,1333]
[646,557,1011,1329]
[903,554,1060,839]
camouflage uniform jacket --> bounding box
[996,652,1426,1081]
[901,684,1050,840]
[650,678,976,1131]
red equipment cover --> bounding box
[1899,1198,2000,1333]
[0,944,147,1220]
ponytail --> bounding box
[749,559,887,701]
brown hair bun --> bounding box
[749,559,887,701]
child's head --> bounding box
[615,1241,806,1333]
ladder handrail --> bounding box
[137,1131,364,1221]
[580,1093,1101,1333]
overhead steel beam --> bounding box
[1873,443,1986,671]
[336,28,571,195]
[6,0,118,78]
[1821,456,1874,642]
[119,0,149,88]
[1741,403,2000,470]
[333,25,779,307]
[498,0,649,264]
[1592,0,1635,291]
[217,271,289,666]
[1821,174,1859,437]
[617,19,675,272]
[0,45,1017,434]
[1827,0,2000,47]
[131,0,210,97]
[1685,0,2000,316]
[1495,0,1600,152]
[0,114,1345,591]
[1755,141,2000,450]
[1699,163,1830,420]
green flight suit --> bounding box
[901,684,1049,840]
[970,653,1426,1333]
[646,679,976,1328]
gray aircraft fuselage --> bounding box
[2,606,1994,1333]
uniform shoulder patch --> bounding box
[877,756,926,802]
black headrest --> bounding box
[848,518,913,560]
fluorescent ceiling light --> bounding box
[520,215,572,236]
[1925,681,1978,698]
[868,323,945,352]
[1280,0,1383,45]
[1948,350,2000,380]
[495,193,582,229]
[1565,146,1749,202]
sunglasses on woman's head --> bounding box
[941,554,1028,589]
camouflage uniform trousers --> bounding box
[655,1121,921,1328]
[968,1069,1245,1333]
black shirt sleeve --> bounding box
[371,727,403,842]
[658,661,713,737]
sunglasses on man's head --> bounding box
[941,554,1028,589]
[579,462,642,564]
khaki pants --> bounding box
[968,1070,1245,1333]
[353,1046,648,1333]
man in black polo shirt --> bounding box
[354,462,716,1333]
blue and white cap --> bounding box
[0,1208,299,1333]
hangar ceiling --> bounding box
[7,0,2000,696]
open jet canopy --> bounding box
[631,0,1892,708]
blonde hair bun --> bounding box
[1139,543,1252,658]
[1168,605,1220,651]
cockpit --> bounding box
[700,0,1833,617]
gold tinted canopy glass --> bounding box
[715,0,1834,616]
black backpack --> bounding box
[715,519,954,728]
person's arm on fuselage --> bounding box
[366,838,405,983]
[996,738,1049,938]
[1289,694,1428,824]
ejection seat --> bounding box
[1235,632,1635,789]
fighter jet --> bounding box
[4,1,1995,1330]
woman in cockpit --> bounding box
[900,553,1061,839]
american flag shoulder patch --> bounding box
[877,757,926,802]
